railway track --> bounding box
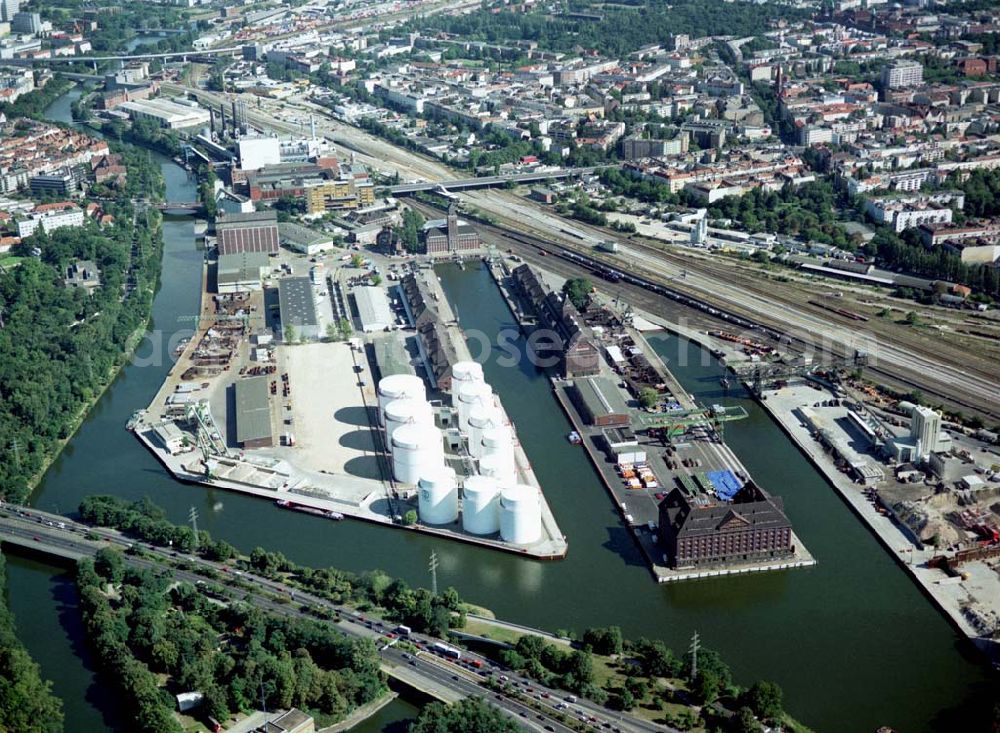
[413,200,999,421]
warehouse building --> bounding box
[118,98,211,130]
[216,211,279,255]
[570,377,630,427]
[279,221,334,255]
[510,264,600,378]
[217,251,271,294]
[658,482,793,569]
[234,376,273,449]
[354,286,394,332]
[278,276,320,341]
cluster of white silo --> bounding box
[383,398,435,455]
[376,366,542,544]
[377,374,426,425]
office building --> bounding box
[911,405,942,459]
[10,10,40,34]
[423,206,481,254]
[0,0,19,23]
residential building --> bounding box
[881,60,924,90]
[16,204,85,238]
[11,11,41,35]
[0,0,19,23]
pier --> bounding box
[487,257,816,582]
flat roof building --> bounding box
[279,221,334,255]
[354,286,394,332]
[217,251,270,294]
[234,375,272,449]
[278,276,320,341]
[217,210,279,255]
[118,98,211,130]
[571,377,630,427]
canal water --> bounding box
[15,91,991,732]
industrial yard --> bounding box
[493,257,816,582]
[130,235,567,559]
[759,382,1000,654]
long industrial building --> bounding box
[118,98,211,130]
[510,264,600,378]
[278,276,320,341]
[234,376,273,449]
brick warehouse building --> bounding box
[658,482,793,569]
[423,206,481,254]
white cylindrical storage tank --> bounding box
[383,398,434,454]
[481,425,514,463]
[500,484,542,545]
[451,360,484,392]
[377,374,426,425]
[462,475,500,535]
[456,381,492,436]
[479,452,516,488]
[392,424,442,485]
[467,403,501,459]
[418,465,458,525]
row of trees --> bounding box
[77,552,386,730]
[78,496,468,638]
[411,697,520,733]
[0,554,64,732]
[0,202,163,502]
[409,0,810,58]
[869,228,1000,299]
[704,181,855,250]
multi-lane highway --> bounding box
[0,505,676,733]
